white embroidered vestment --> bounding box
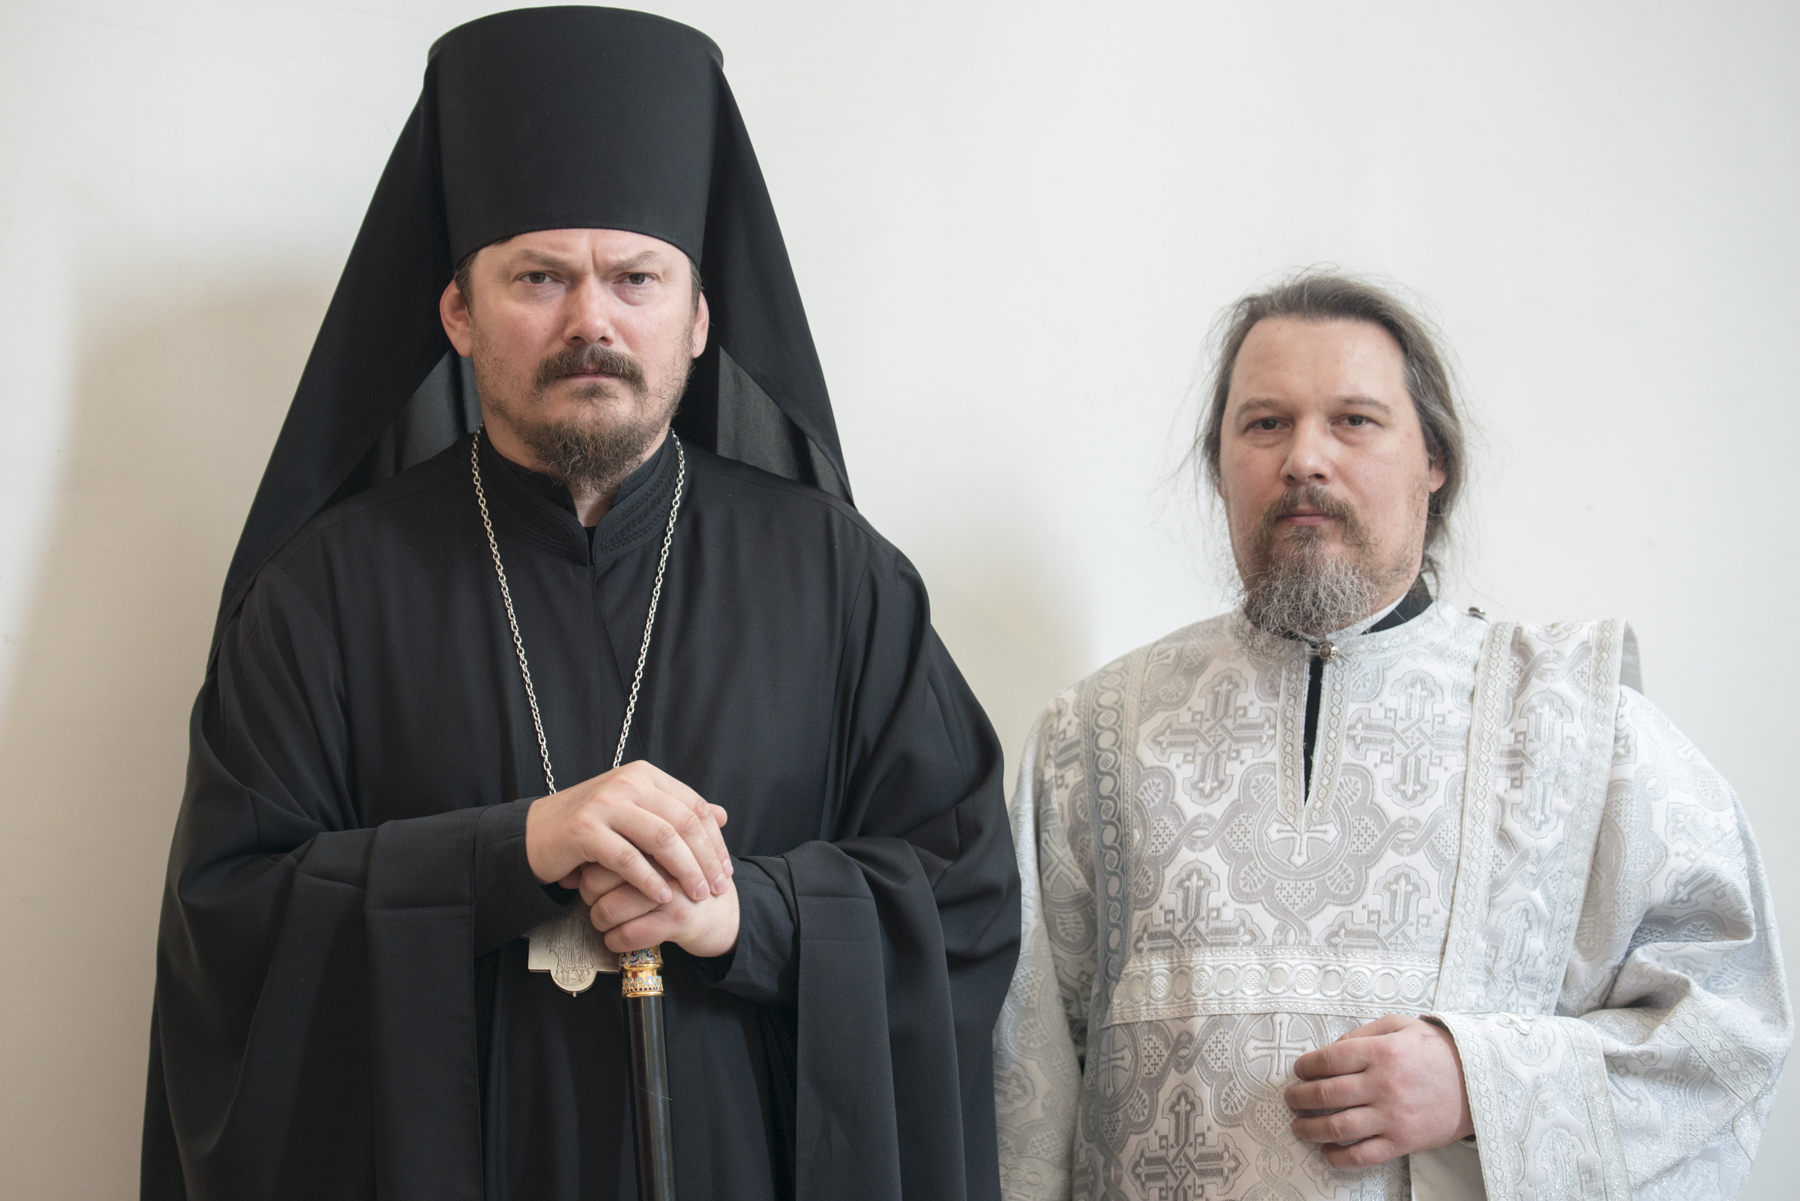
[995,603,1789,1201]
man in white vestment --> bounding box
[994,272,1790,1201]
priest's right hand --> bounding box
[525,760,732,905]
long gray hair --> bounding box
[1194,271,1467,565]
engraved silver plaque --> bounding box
[526,905,620,994]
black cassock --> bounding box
[143,432,1020,1201]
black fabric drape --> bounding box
[146,439,1019,1200]
[151,11,1014,1198]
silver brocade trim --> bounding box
[1433,620,1513,1010]
[1105,950,1441,1024]
[1540,619,1626,1005]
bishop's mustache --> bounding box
[534,344,647,393]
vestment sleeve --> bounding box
[1435,689,1791,1201]
[994,696,1098,1201]
[692,545,1021,1201]
[144,564,561,1201]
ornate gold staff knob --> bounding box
[620,946,665,998]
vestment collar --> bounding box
[476,432,683,567]
[1232,579,1453,665]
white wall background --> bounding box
[2,1,1795,1196]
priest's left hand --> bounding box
[575,863,739,959]
[1283,1014,1474,1167]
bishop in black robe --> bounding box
[140,9,1020,1200]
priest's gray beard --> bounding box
[1236,485,1408,639]
[484,338,693,497]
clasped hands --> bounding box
[1284,1015,1475,1167]
[525,760,739,959]
[523,767,1474,1153]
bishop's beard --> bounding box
[1237,485,1405,639]
[481,339,693,498]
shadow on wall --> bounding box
[910,522,1091,785]
[0,282,324,1197]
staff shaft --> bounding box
[623,948,676,1201]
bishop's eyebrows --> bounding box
[509,247,666,274]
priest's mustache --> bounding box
[1258,485,1373,548]
[535,345,647,393]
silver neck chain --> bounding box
[470,429,687,793]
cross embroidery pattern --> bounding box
[1268,807,1341,868]
[1242,1013,1312,1084]
[1343,671,1465,808]
[1145,672,1274,803]
[1319,865,1434,953]
[1128,1084,1248,1201]
[1135,862,1265,954]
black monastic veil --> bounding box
[142,9,1020,1200]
